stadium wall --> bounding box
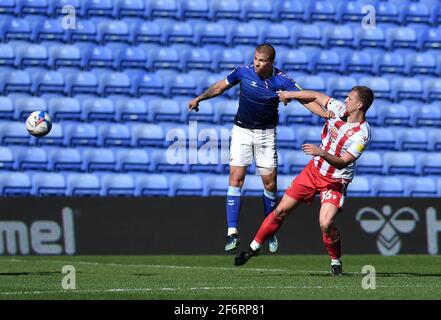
[0,198,440,256]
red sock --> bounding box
[322,226,341,260]
[254,211,284,245]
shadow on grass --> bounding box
[244,272,441,278]
[0,271,60,276]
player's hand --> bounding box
[188,99,200,112]
[323,110,336,119]
[302,144,324,157]
[277,90,292,106]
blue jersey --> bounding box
[226,64,302,129]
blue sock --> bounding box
[263,189,277,218]
[226,186,242,230]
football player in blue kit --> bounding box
[189,44,333,253]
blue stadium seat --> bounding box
[428,129,441,151]
[48,97,81,121]
[202,175,228,196]
[296,126,322,148]
[309,51,341,74]
[211,0,241,21]
[0,44,14,69]
[16,0,48,16]
[14,96,47,121]
[193,23,227,46]
[0,97,13,120]
[371,176,404,197]
[354,28,386,50]
[82,98,115,122]
[66,20,97,43]
[148,0,179,19]
[277,175,294,197]
[1,18,32,41]
[32,71,65,95]
[162,22,194,45]
[82,148,116,171]
[278,49,308,73]
[305,1,336,23]
[134,174,169,196]
[383,152,416,175]
[36,123,64,146]
[115,98,148,122]
[358,77,391,100]
[49,45,81,69]
[165,73,197,97]
[14,146,48,170]
[356,151,383,175]
[0,0,17,15]
[130,21,162,45]
[401,2,430,25]
[377,103,410,126]
[375,1,400,24]
[296,75,326,92]
[15,44,48,68]
[346,176,371,197]
[48,148,82,171]
[64,122,98,146]
[228,23,258,46]
[411,103,441,126]
[369,127,395,150]
[0,172,32,196]
[417,153,441,175]
[391,78,423,102]
[373,52,405,76]
[131,124,164,147]
[97,20,130,44]
[259,24,290,46]
[101,173,135,196]
[150,148,187,173]
[386,27,418,50]
[49,0,81,17]
[396,129,428,151]
[114,0,145,18]
[323,25,353,48]
[292,24,322,47]
[0,146,14,170]
[132,73,164,97]
[180,48,212,72]
[116,149,149,172]
[336,1,365,23]
[83,0,112,17]
[423,79,441,103]
[32,172,67,196]
[0,121,32,145]
[419,27,441,50]
[405,53,436,76]
[114,46,147,71]
[342,51,373,74]
[98,123,131,147]
[148,47,180,71]
[276,126,296,149]
[404,177,437,197]
[148,99,181,122]
[179,0,209,20]
[281,101,314,125]
[327,76,357,99]
[213,100,237,124]
[242,0,273,21]
[242,175,263,196]
[169,174,202,196]
[185,100,214,123]
[99,72,131,96]
[65,72,98,96]
[275,0,304,21]
[33,19,65,42]
[212,48,243,73]
[283,150,311,174]
[66,173,101,196]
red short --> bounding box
[285,160,348,209]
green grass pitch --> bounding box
[0,255,440,300]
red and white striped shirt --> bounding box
[313,98,371,181]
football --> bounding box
[25,111,52,137]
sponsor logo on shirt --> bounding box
[250,81,257,87]
[330,127,339,141]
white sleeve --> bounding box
[326,98,346,118]
[346,134,370,159]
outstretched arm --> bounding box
[278,90,330,109]
[189,79,232,112]
[302,144,356,170]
